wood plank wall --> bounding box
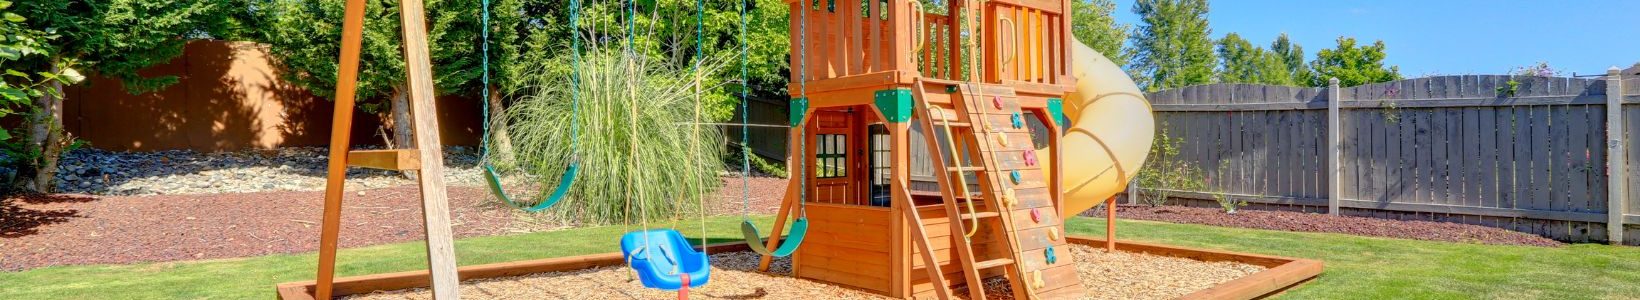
[1141,75,1640,245]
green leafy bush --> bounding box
[1133,124,1206,206]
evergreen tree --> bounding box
[14,0,237,192]
[1126,0,1215,91]
[1269,33,1313,85]
[1071,0,1131,66]
[1311,36,1400,87]
[248,0,485,150]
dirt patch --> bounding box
[344,244,1264,300]
[1110,205,1564,247]
[0,176,788,271]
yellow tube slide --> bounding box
[1044,38,1155,216]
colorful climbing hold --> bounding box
[1045,245,1058,265]
[1010,171,1022,184]
[1030,208,1042,223]
[1048,227,1060,241]
[992,96,1003,109]
[1002,188,1017,208]
[1031,270,1045,288]
[1011,112,1023,128]
[995,134,1008,147]
[1023,149,1037,166]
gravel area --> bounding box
[49,147,486,196]
[1111,205,1564,247]
[344,244,1265,300]
[0,174,786,271]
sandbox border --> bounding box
[275,236,1321,299]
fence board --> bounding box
[1502,107,1522,210]
[1587,108,1606,213]
[1568,106,1590,212]
[1476,108,1502,208]
[1531,106,1552,211]
[1372,109,1390,203]
[1630,106,1640,215]
[1272,111,1288,197]
[1418,109,1438,204]
[1396,107,1415,204]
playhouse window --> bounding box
[868,125,891,207]
[816,134,847,178]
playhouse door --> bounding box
[808,110,861,205]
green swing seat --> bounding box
[483,162,578,212]
[740,218,809,257]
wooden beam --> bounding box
[277,242,755,300]
[396,0,460,298]
[756,129,802,271]
[346,150,420,171]
[314,0,368,298]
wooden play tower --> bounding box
[753,0,1085,298]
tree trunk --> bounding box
[25,62,67,193]
[486,86,515,164]
[388,87,418,179]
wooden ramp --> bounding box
[907,79,1086,299]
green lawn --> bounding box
[3,216,1636,299]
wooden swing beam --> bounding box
[310,0,461,299]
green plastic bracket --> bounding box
[790,97,809,126]
[874,89,914,123]
[1046,98,1067,127]
[945,85,959,93]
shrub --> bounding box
[1133,124,1206,206]
[501,48,728,224]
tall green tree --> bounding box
[1214,33,1290,85]
[1126,0,1215,91]
[1071,0,1130,66]
[1269,33,1312,85]
[249,0,484,151]
[15,0,236,192]
[1311,36,1400,87]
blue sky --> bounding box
[1110,0,1640,76]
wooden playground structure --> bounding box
[275,0,1324,298]
[750,0,1088,298]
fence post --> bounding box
[1328,78,1342,215]
[1607,67,1627,245]
[1127,177,1139,205]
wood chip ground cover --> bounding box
[344,244,1264,300]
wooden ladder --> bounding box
[906,78,1087,299]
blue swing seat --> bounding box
[619,229,710,290]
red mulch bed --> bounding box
[1111,205,1564,247]
[0,176,787,271]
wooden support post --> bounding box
[1607,68,1626,245]
[1327,78,1342,215]
[398,0,461,297]
[314,0,368,298]
[1105,196,1116,252]
[755,179,796,272]
[756,119,806,272]
[890,121,950,300]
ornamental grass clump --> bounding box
[502,49,728,225]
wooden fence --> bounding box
[1138,70,1640,245]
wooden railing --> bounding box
[918,13,958,80]
[985,0,1070,88]
[786,0,916,84]
[786,0,1071,90]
